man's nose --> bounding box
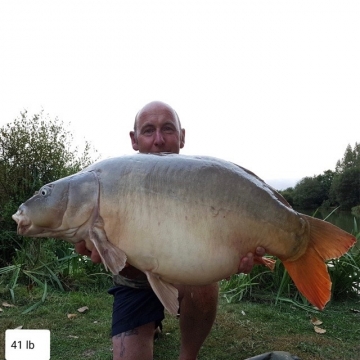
[154,130,165,145]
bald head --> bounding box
[130,101,185,154]
[133,101,182,133]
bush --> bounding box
[351,205,360,217]
[0,110,96,267]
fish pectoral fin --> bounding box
[145,271,179,316]
[89,225,127,275]
[254,256,276,271]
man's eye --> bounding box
[143,128,154,135]
[163,126,175,133]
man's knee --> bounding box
[178,283,219,312]
[112,323,155,360]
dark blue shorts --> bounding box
[108,285,165,336]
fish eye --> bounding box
[40,187,50,196]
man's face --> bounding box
[130,102,185,154]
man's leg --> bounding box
[109,286,165,360]
[112,323,155,360]
[176,283,219,360]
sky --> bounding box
[0,1,359,190]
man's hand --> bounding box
[74,240,102,263]
[237,247,266,274]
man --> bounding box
[75,101,265,359]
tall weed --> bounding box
[0,237,111,312]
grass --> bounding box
[0,287,114,360]
[1,216,359,358]
[1,286,359,359]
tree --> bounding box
[291,170,334,210]
[287,143,359,210]
[335,143,360,173]
[331,142,360,209]
[353,142,360,169]
[315,170,336,207]
[292,176,325,209]
[317,170,335,193]
[279,187,294,207]
[331,168,360,209]
[0,110,96,265]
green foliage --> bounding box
[0,109,109,312]
[221,259,295,305]
[0,110,94,203]
[278,187,294,206]
[220,269,268,303]
[331,142,360,209]
[291,170,335,209]
[330,168,360,209]
[351,205,360,217]
[0,225,19,271]
[0,238,112,313]
[0,110,97,266]
[292,175,327,209]
[289,170,335,209]
[329,249,360,300]
[335,142,360,172]
[284,142,359,210]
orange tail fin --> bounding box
[282,215,356,310]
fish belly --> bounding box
[103,194,292,285]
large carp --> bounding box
[12,153,356,314]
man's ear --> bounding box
[130,131,139,151]
[180,128,185,149]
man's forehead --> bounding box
[138,119,177,128]
[139,106,175,120]
[136,108,180,129]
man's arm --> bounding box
[74,241,102,263]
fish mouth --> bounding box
[13,210,81,240]
[12,211,32,235]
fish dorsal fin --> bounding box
[145,271,179,315]
[89,217,127,275]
